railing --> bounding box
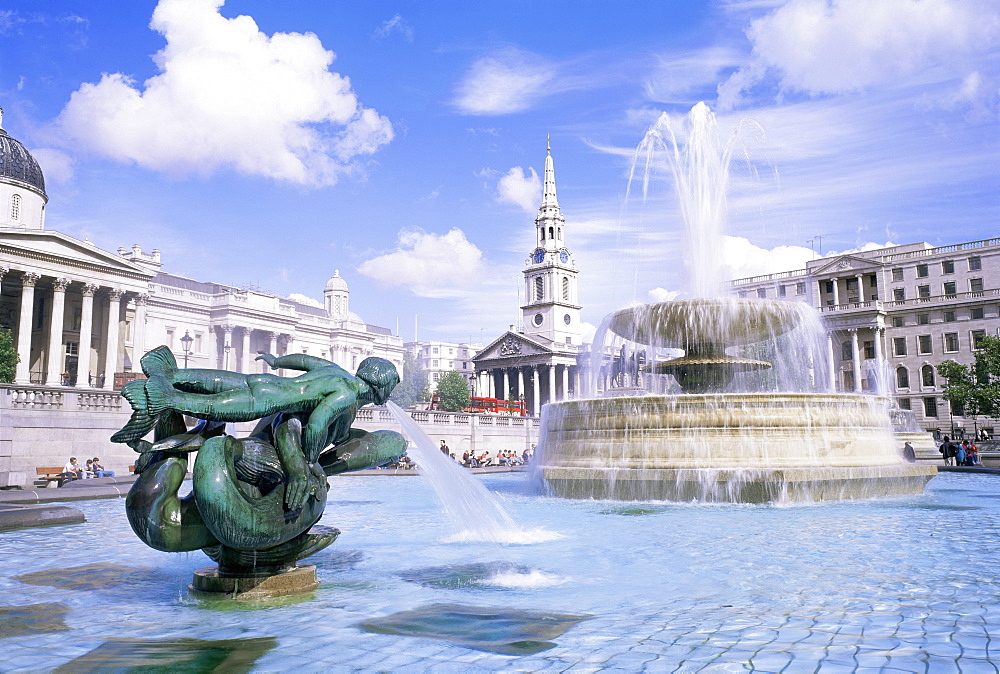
[730,268,809,286]
[6,386,65,409]
[881,237,1000,262]
[819,300,884,313]
[883,289,1000,309]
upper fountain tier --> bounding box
[607,297,801,348]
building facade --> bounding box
[0,113,404,390]
[405,340,482,387]
[729,238,1000,434]
[474,141,585,415]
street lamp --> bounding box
[223,342,231,370]
[180,330,194,368]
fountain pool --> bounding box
[3,470,999,670]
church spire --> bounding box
[540,134,559,211]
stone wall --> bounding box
[0,384,540,488]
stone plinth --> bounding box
[189,565,318,600]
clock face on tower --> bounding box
[559,249,569,263]
[532,249,545,264]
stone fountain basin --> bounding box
[537,393,937,503]
[607,298,803,347]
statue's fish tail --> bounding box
[140,345,178,378]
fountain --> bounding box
[537,103,937,502]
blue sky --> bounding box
[1,0,997,344]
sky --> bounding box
[1,0,997,345]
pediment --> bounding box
[810,254,880,276]
[474,331,553,362]
[0,228,154,282]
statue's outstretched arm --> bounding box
[256,352,339,373]
[302,389,356,461]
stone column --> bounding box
[548,364,556,404]
[241,328,251,373]
[15,272,39,384]
[517,367,526,404]
[45,278,69,385]
[268,332,278,374]
[103,289,123,389]
[561,364,569,401]
[502,368,510,402]
[816,280,825,309]
[533,366,541,415]
[831,277,840,307]
[132,293,149,361]
[77,284,96,387]
[873,327,884,363]
[854,274,863,303]
[850,328,862,392]
[827,334,837,391]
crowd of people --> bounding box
[938,436,983,466]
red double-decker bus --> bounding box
[428,394,528,416]
[465,396,528,416]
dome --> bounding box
[325,269,349,292]
[0,112,46,198]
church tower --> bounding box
[520,139,581,346]
[324,269,349,319]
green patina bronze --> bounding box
[112,346,405,578]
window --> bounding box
[194,333,202,353]
[825,281,834,294]
[918,335,932,354]
[943,281,956,296]
[972,329,986,349]
[869,274,877,287]
[535,277,544,301]
[893,337,907,356]
[916,264,929,278]
[432,347,439,354]
[945,333,959,352]
[917,313,929,325]
[971,307,984,320]
[843,371,855,391]
[970,278,984,293]
[796,282,805,295]
[432,360,438,367]
[65,341,79,356]
[924,397,938,418]
[896,367,909,389]
[892,316,904,328]
[463,362,468,369]
[969,256,982,271]
[944,311,956,323]
[942,260,955,274]
[10,194,20,221]
[448,348,454,355]
[757,288,767,298]
[842,341,853,360]
[864,341,875,359]
[738,291,747,298]
[432,372,439,381]
[893,288,906,301]
[951,400,965,417]
[892,268,904,282]
[778,285,787,297]
[922,364,935,387]
[562,277,570,301]
[846,278,858,291]
[918,285,931,299]
[898,397,911,410]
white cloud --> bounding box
[52,0,392,185]
[288,292,322,308]
[496,166,540,213]
[721,236,814,279]
[453,47,557,115]
[648,287,682,303]
[29,147,75,184]
[719,0,1000,109]
[358,228,485,298]
[373,14,413,42]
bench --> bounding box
[35,466,71,488]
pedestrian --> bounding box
[440,440,450,455]
[939,436,956,466]
[902,441,916,463]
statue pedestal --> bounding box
[189,564,318,600]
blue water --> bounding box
[2,471,998,671]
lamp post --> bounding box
[223,342,231,370]
[180,330,193,369]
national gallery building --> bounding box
[0,113,403,390]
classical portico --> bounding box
[473,332,581,416]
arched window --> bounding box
[540,228,545,241]
[10,194,21,222]
[534,277,543,301]
[548,226,554,240]
[896,366,909,389]
[558,227,562,241]
[921,364,935,387]
[562,276,569,300]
